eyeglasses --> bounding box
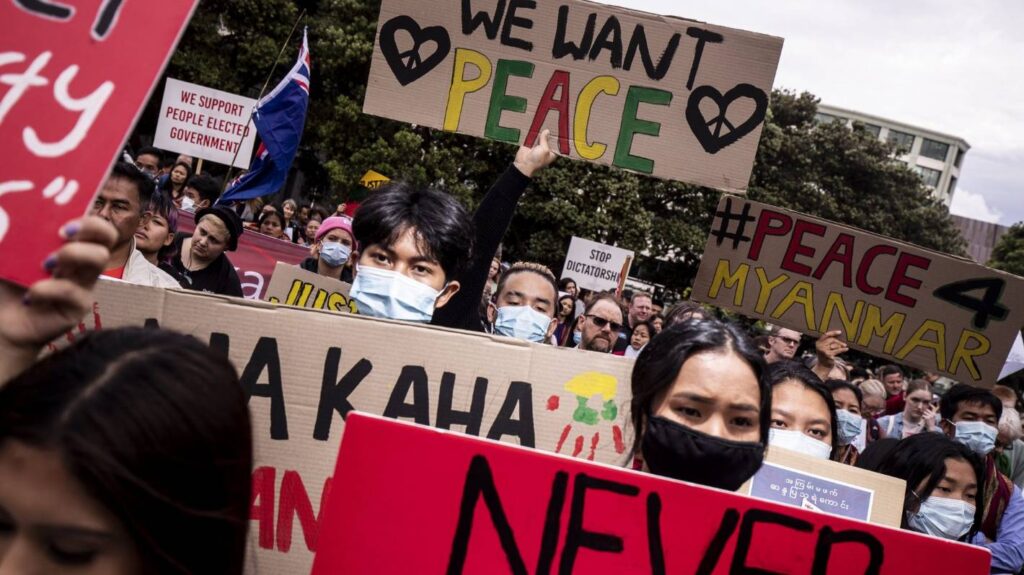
[778,336,800,346]
[585,314,622,332]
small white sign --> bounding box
[560,236,634,293]
[153,78,257,168]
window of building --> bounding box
[955,147,966,168]
[914,165,942,187]
[815,112,843,125]
[855,122,881,137]
[948,176,958,195]
[920,138,950,161]
[887,130,915,154]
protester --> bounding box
[135,191,179,272]
[302,210,326,246]
[809,330,849,381]
[157,160,192,207]
[281,199,300,242]
[766,361,838,461]
[169,206,244,297]
[88,162,180,288]
[663,301,706,329]
[879,364,907,415]
[0,328,252,574]
[487,262,559,343]
[877,380,939,438]
[237,198,265,224]
[855,437,900,472]
[629,318,770,491]
[940,384,1024,572]
[299,215,357,283]
[181,174,221,212]
[616,320,653,359]
[614,292,653,353]
[552,293,576,346]
[132,146,162,178]
[650,314,664,334]
[866,433,983,542]
[258,208,288,241]
[573,294,624,354]
[826,379,866,465]
[764,325,802,363]
[992,386,1024,488]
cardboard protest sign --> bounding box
[72,279,634,573]
[175,210,309,300]
[153,78,257,168]
[311,413,989,574]
[692,197,1024,386]
[0,1,198,287]
[359,169,390,190]
[363,0,783,191]
[741,446,905,527]
[561,236,634,292]
[264,261,357,313]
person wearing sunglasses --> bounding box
[573,294,624,354]
[764,324,802,364]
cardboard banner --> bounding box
[311,413,989,574]
[0,1,199,287]
[76,279,634,573]
[692,197,1024,386]
[363,0,783,191]
[175,210,309,300]
[153,78,257,168]
[264,261,357,313]
[741,446,906,527]
[561,236,635,292]
[359,169,391,190]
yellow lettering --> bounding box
[297,283,314,307]
[573,76,620,160]
[328,292,348,312]
[856,304,905,354]
[444,49,492,132]
[949,330,991,382]
[771,281,817,331]
[821,292,864,336]
[313,289,328,309]
[708,260,749,307]
[285,280,303,305]
[754,268,790,314]
[895,320,947,371]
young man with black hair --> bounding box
[181,174,221,212]
[133,146,162,178]
[88,162,180,288]
[486,262,559,343]
[350,131,556,324]
[941,384,1024,573]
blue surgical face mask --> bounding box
[907,494,975,540]
[350,265,441,323]
[319,241,351,268]
[835,410,863,446]
[573,331,582,345]
[494,305,551,343]
[952,420,997,455]
[769,428,833,460]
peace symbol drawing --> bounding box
[685,84,769,155]
[379,15,451,86]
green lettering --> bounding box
[613,86,672,173]
[484,59,535,143]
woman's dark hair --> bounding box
[867,433,984,534]
[768,361,839,459]
[825,379,863,406]
[558,277,577,293]
[940,384,1003,422]
[663,300,706,329]
[0,328,252,574]
[855,437,900,471]
[557,293,575,319]
[258,208,284,230]
[352,182,475,281]
[631,320,655,341]
[159,161,193,197]
[630,318,770,455]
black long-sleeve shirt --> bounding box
[431,165,531,331]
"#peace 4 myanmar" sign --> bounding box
[363,0,783,192]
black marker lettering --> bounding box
[811,526,884,575]
[383,365,431,425]
[313,347,372,440]
[647,492,666,575]
[731,509,813,573]
[685,27,724,90]
[462,0,507,39]
[500,0,535,51]
[553,6,595,60]
[623,25,681,81]
[559,473,639,574]
[694,509,740,575]
[436,374,489,435]
[535,471,569,575]
[487,381,535,447]
[239,337,288,440]
[588,16,623,69]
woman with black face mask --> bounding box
[630,318,771,491]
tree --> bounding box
[989,223,1024,277]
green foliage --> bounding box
[989,223,1024,277]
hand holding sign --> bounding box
[513,128,558,177]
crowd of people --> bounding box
[1,131,1022,572]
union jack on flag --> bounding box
[221,27,311,203]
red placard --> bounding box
[0,0,198,286]
[175,210,310,299]
[313,413,989,574]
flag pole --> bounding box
[222,9,307,193]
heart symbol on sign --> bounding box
[379,15,451,86]
[685,84,769,154]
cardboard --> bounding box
[740,446,906,527]
[73,279,635,574]
[175,209,309,300]
[263,261,357,313]
[561,236,635,293]
[358,169,390,190]
[311,413,989,574]
[692,196,1024,386]
[363,0,783,191]
[153,78,257,168]
[0,0,198,287]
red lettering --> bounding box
[250,466,276,549]
[747,210,792,261]
[276,470,332,553]
[525,70,571,154]
[780,219,827,276]
[812,233,855,287]
[886,253,931,307]
[855,245,897,296]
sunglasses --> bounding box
[586,314,622,332]
[778,336,800,346]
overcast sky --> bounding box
[601,0,1024,225]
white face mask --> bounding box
[181,196,195,211]
[493,305,551,343]
[953,421,997,455]
[908,495,976,540]
[835,410,864,446]
[349,265,441,323]
[769,428,833,460]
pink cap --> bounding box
[315,216,357,249]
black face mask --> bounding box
[642,415,765,491]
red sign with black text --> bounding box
[0,0,198,286]
[312,413,989,574]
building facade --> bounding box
[815,104,969,206]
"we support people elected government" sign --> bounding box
[153,78,257,168]
[363,0,783,192]
[692,197,1024,386]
